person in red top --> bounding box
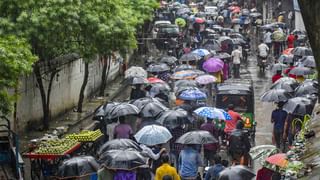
[287,33,295,48]
[284,63,296,79]
[272,70,283,83]
[224,104,243,134]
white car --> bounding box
[152,20,171,39]
[204,6,219,17]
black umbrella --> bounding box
[92,105,106,121]
[221,28,234,33]
[270,77,299,92]
[260,89,293,103]
[295,80,319,96]
[98,139,142,155]
[107,103,140,119]
[218,165,256,180]
[292,47,313,56]
[156,109,188,129]
[300,56,316,67]
[124,76,148,85]
[129,97,161,110]
[140,101,168,118]
[175,79,197,88]
[159,56,178,66]
[283,97,314,116]
[289,67,314,76]
[176,130,218,144]
[203,40,222,51]
[174,64,195,72]
[99,149,146,170]
[57,156,99,179]
[179,53,201,62]
[211,25,223,32]
[146,63,170,73]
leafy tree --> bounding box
[0,35,37,115]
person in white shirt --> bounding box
[231,46,242,78]
[263,30,272,49]
[257,41,270,69]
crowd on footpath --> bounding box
[47,0,318,180]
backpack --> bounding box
[229,131,246,154]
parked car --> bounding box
[152,20,171,39]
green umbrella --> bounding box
[175,18,186,28]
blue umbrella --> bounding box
[178,89,207,101]
[193,107,232,120]
[134,125,172,146]
[192,49,211,57]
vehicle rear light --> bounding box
[245,117,250,124]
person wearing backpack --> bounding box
[228,121,251,166]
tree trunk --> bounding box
[77,62,89,112]
[298,0,320,99]
[99,55,111,96]
[34,64,59,130]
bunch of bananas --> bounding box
[34,138,78,155]
[66,129,103,142]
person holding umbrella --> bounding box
[231,45,242,78]
[178,144,203,180]
[155,153,181,180]
[130,84,146,100]
[200,118,219,164]
[271,102,287,152]
[114,116,134,139]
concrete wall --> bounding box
[15,55,120,131]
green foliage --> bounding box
[0,35,37,115]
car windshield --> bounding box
[217,95,249,112]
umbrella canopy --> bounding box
[57,156,99,179]
[134,125,172,146]
[289,67,314,76]
[149,82,171,95]
[147,77,165,84]
[271,63,287,73]
[218,36,233,44]
[202,58,224,73]
[125,66,147,79]
[278,54,293,64]
[125,76,148,85]
[178,89,207,101]
[107,103,140,119]
[249,12,262,17]
[260,89,293,103]
[193,107,232,120]
[265,153,288,168]
[218,165,256,180]
[282,48,294,55]
[175,86,200,96]
[249,145,279,160]
[175,79,197,88]
[176,130,218,144]
[140,101,168,118]
[171,70,198,80]
[146,63,170,73]
[271,77,299,92]
[195,74,217,84]
[174,64,195,72]
[232,38,246,45]
[99,149,146,170]
[129,97,161,110]
[158,56,178,66]
[194,17,205,23]
[283,97,314,116]
[93,105,107,120]
[203,40,222,52]
[214,52,231,59]
[156,109,188,129]
[292,46,313,56]
[295,80,318,96]
[175,18,186,28]
[192,49,211,57]
[300,56,316,67]
[98,139,142,155]
[179,53,201,62]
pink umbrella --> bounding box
[202,58,224,73]
[195,17,205,24]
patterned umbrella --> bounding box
[195,74,217,84]
[179,53,201,62]
[125,66,147,78]
[171,70,198,80]
[249,145,279,160]
[134,125,172,146]
[260,89,293,103]
[178,89,207,101]
[176,130,218,144]
[146,63,170,73]
[193,106,232,120]
[147,77,165,84]
[265,153,288,168]
[202,58,224,73]
[192,49,211,57]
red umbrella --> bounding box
[195,18,205,24]
[232,7,241,13]
[265,153,288,168]
[282,48,294,55]
[147,77,165,84]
